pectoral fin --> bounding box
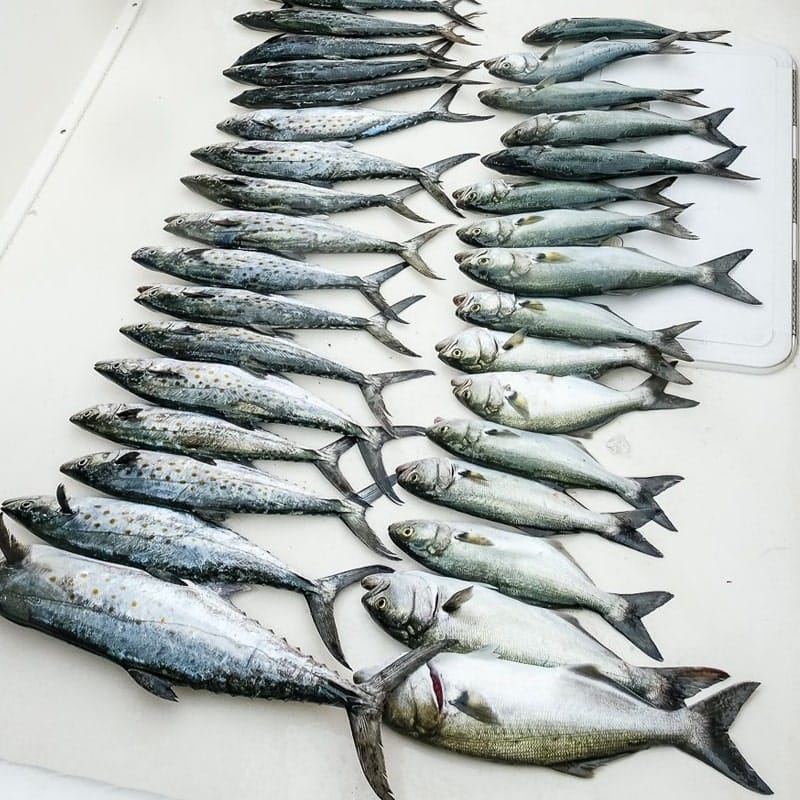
[515,214,544,227]
[504,388,530,417]
[501,330,526,350]
[455,532,495,546]
[442,586,473,612]
[535,251,572,262]
[484,426,519,438]
[451,690,499,725]
[540,43,559,61]
[457,468,489,483]
[128,669,178,702]
[520,299,545,311]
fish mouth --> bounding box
[452,294,467,307]
[455,227,480,247]
[361,573,390,592]
[451,187,466,201]
[483,56,500,70]
[453,251,473,265]
[189,147,213,162]
[395,461,418,482]
[428,663,444,712]
[434,334,456,353]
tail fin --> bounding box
[398,225,451,279]
[313,436,358,498]
[415,154,479,216]
[648,31,693,55]
[660,87,707,108]
[637,373,700,413]
[364,296,424,356]
[355,426,424,505]
[644,207,698,240]
[437,17,481,44]
[608,509,662,557]
[637,665,729,710]
[632,347,692,384]
[359,370,435,432]
[607,590,673,661]
[685,29,731,45]
[627,474,684,532]
[632,177,686,209]
[426,85,494,124]
[421,37,455,63]
[346,641,450,800]
[339,498,399,561]
[680,683,773,794]
[357,263,408,317]
[699,147,758,180]
[380,185,429,223]
[303,565,393,667]
[650,320,701,361]
[694,249,760,304]
[438,0,484,28]
[691,108,736,147]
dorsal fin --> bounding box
[0,515,28,564]
[56,484,75,515]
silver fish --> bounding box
[452,176,683,213]
[134,284,422,357]
[2,487,390,665]
[218,86,491,141]
[363,652,770,794]
[131,246,406,317]
[456,207,696,248]
[0,525,447,800]
[190,145,474,216]
[424,417,681,529]
[457,246,759,304]
[163,211,449,280]
[454,290,700,361]
[434,327,689,384]
[272,0,482,28]
[523,18,731,45]
[485,33,690,84]
[502,108,736,148]
[451,371,698,443]
[395,457,659,555]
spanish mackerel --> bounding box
[218,86,491,140]
[396,457,659,555]
[451,371,698,442]
[2,487,389,665]
[486,33,689,84]
[523,18,731,45]
[454,290,700,360]
[275,0,481,28]
[457,246,759,304]
[365,653,770,794]
[93,358,419,504]
[132,246,405,317]
[424,418,681,529]
[0,526,448,800]
[190,145,474,216]
[70,402,358,497]
[120,321,433,430]
[135,284,422,356]
[163,212,449,279]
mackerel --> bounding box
[523,18,731,45]
[274,0,482,27]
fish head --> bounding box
[396,458,457,498]
[134,284,182,313]
[360,571,438,644]
[485,52,539,81]
[501,114,555,146]
[70,403,150,437]
[180,173,251,201]
[523,19,567,44]
[435,328,498,371]
[457,247,515,283]
[189,143,232,169]
[388,519,453,558]
[94,358,156,391]
[452,375,505,416]
[1,493,67,534]
[453,290,506,325]
[130,246,181,271]
[426,417,477,455]
[119,321,164,348]
[456,218,500,247]
[60,450,143,485]
[163,212,214,239]
[452,179,511,209]
[217,112,259,137]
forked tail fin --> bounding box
[627,474,684,531]
[357,263,408,317]
[359,370,435,432]
[650,320,701,361]
[635,665,728,710]
[632,177,686,209]
[415,154,479,217]
[699,147,758,180]
[437,17,482,44]
[380,185,429,223]
[637,374,700,412]
[426,85,494,124]
[398,225,451,279]
[313,436,358,498]
[660,87,707,108]
[691,108,737,147]
[606,590,673,661]
[685,29,731,44]
[608,509,662,558]
[364,296,425,356]
[694,249,760,304]
[644,207,698,240]
[438,0,484,29]
[355,427,424,505]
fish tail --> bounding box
[649,31,694,55]
[356,426,424,505]
[644,206,698,240]
[626,474,684,531]
[415,155,478,216]
[650,320,702,361]
[685,29,732,44]
[381,185,430,223]
[437,17,482,44]
[680,683,773,794]
[313,436,359,498]
[699,146,758,180]
[340,500,399,561]
[398,225,451,279]
[607,590,673,661]
[304,565,394,668]
[693,249,760,304]
[691,107,737,147]
[608,509,662,557]
[365,296,424,356]
[632,347,692,384]
[346,641,450,800]
[438,0,484,29]
[359,370,435,432]
[636,372,700,413]
[426,85,494,124]
[635,665,729,710]
[357,263,409,317]
[659,87,707,108]
[632,177,687,209]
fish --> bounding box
[234,9,480,44]
[523,18,731,45]
[0,524,449,800]
[134,284,422,357]
[451,372,698,442]
[482,144,757,181]
[395,457,660,555]
[218,85,491,141]
[181,174,430,222]
[163,211,449,280]
[273,0,482,28]
[387,522,685,659]
[424,418,682,530]
[131,246,406,317]
[456,246,759,304]
[434,327,690,385]
[456,207,696,248]
[478,81,705,114]
[502,108,736,148]
[2,486,391,665]
[60,449,398,558]
[232,34,455,65]
[454,290,700,360]
[361,652,771,794]
[452,176,684,213]
[120,321,434,431]
[231,74,485,110]
[190,145,475,216]
[485,33,690,84]
[70,402,359,497]
[93,358,422,504]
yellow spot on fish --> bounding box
[48,575,57,583]
[131,600,138,608]
[92,588,100,595]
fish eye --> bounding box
[462,390,471,401]
[21,501,33,510]
[407,472,419,484]
[465,192,476,203]
[470,303,481,313]
[400,527,414,539]
[77,457,89,467]
[450,348,462,359]
[439,425,449,434]
[478,257,490,266]
[374,596,388,610]
[470,227,481,237]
